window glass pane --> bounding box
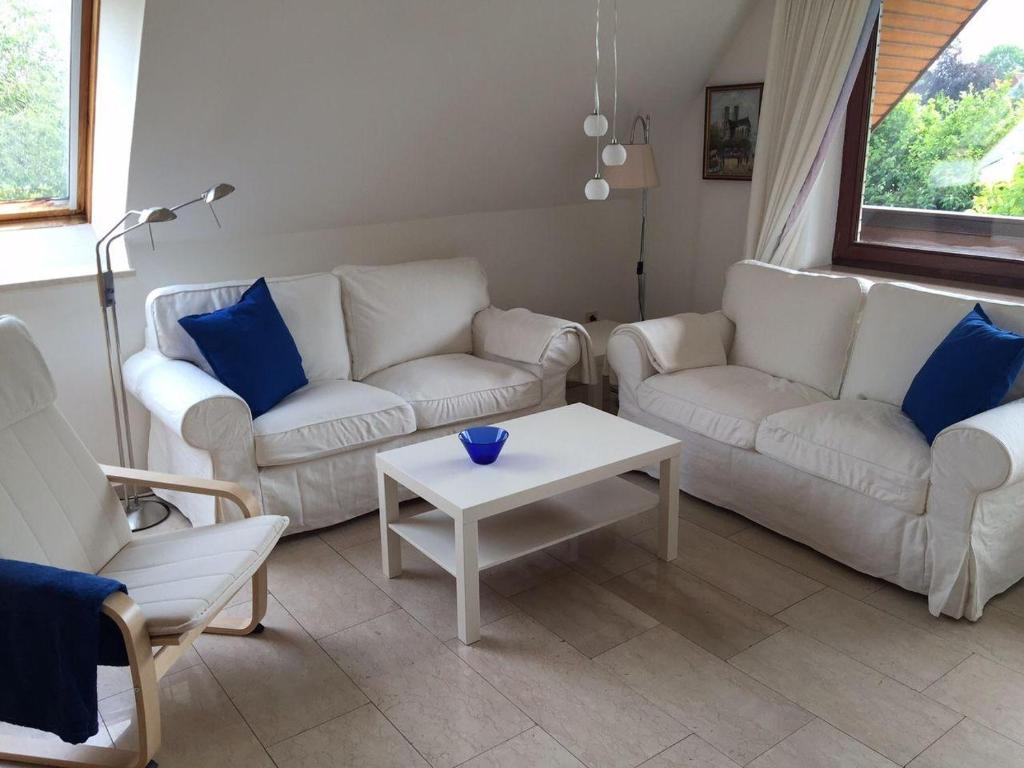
[859,0,1024,261]
[0,0,72,204]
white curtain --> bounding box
[744,0,880,267]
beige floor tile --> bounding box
[545,528,655,583]
[925,655,1024,745]
[511,572,658,658]
[908,718,1024,768]
[867,585,1024,675]
[267,535,397,638]
[778,590,969,691]
[455,727,585,768]
[343,538,515,642]
[730,526,882,600]
[987,579,1024,618]
[632,521,823,615]
[194,596,367,746]
[97,646,202,701]
[596,625,810,765]
[481,550,571,597]
[319,510,382,552]
[268,704,428,768]
[622,474,752,538]
[731,628,961,765]
[748,719,898,768]
[605,561,785,659]
[320,611,532,768]
[100,664,274,768]
[0,717,110,749]
[450,613,686,768]
[637,735,740,767]
[610,508,656,538]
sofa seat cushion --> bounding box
[755,399,931,514]
[364,353,541,428]
[637,365,830,450]
[253,380,416,467]
[99,515,288,636]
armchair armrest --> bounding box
[472,306,590,379]
[101,464,261,519]
[123,349,252,451]
[610,311,734,376]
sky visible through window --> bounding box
[0,0,72,204]
[864,0,1024,217]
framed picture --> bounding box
[703,83,763,180]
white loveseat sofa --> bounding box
[125,257,587,534]
[609,260,1024,620]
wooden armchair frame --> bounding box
[0,467,270,768]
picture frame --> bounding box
[703,82,763,180]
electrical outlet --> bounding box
[586,311,598,323]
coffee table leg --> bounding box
[455,521,481,644]
[378,470,402,578]
[657,455,679,561]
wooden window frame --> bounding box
[833,20,1024,290]
[0,0,98,226]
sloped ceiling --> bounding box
[126,0,752,237]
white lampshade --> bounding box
[584,112,609,137]
[603,143,659,189]
[602,141,628,166]
[584,176,610,200]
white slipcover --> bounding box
[609,262,1024,621]
[336,257,490,380]
[364,353,541,429]
[756,399,930,514]
[99,514,286,635]
[609,311,732,374]
[637,365,829,450]
[842,281,1024,405]
[145,273,351,381]
[252,380,416,467]
[722,260,867,397]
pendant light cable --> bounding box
[611,0,618,141]
[593,0,601,115]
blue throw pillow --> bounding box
[179,278,307,418]
[902,304,1024,444]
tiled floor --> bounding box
[11,473,1024,768]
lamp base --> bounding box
[125,496,174,532]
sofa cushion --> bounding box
[755,399,931,514]
[335,257,490,380]
[146,273,350,381]
[722,261,867,398]
[637,365,830,449]
[842,281,1024,406]
[99,515,288,635]
[364,353,540,428]
[252,380,416,467]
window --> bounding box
[834,0,1024,288]
[0,0,95,224]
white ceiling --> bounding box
[126,0,752,237]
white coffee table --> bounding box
[375,403,681,644]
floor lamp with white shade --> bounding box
[95,182,235,531]
[604,115,659,320]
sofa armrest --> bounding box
[473,306,587,373]
[610,311,734,376]
[123,349,253,452]
[932,398,1024,495]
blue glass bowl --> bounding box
[458,426,509,465]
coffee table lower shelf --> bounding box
[387,476,656,577]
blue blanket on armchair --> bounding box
[0,559,129,744]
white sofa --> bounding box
[609,260,1024,620]
[125,257,587,534]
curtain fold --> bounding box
[744,0,880,267]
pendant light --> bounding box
[585,137,610,200]
[583,0,608,137]
[601,0,627,166]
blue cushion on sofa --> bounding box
[178,278,307,418]
[902,304,1024,444]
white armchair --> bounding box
[0,316,288,768]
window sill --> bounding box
[809,264,1024,303]
[0,222,132,292]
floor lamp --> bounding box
[95,182,235,531]
[604,115,659,320]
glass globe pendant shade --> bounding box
[585,176,610,200]
[602,141,627,166]
[584,112,609,137]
